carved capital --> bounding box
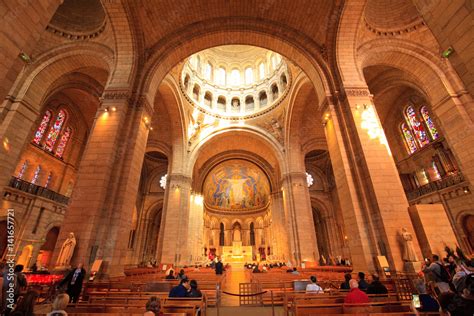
[344,88,371,97]
[100,89,131,102]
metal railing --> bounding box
[8,176,70,205]
[405,172,464,201]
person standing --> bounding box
[58,263,86,303]
[423,254,450,293]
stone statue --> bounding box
[401,227,418,262]
[56,232,77,267]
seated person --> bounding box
[144,296,163,316]
[306,276,323,294]
[412,279,439,312]
[291,267,300,275]
[357,272,368,291]
[169,278,190,297]
[177,269,187,281]
[340,273,352,290]
[344,279,369,304]
[252,265,261,273]
[47,293,70,316]
[165,270,176,280]
[187,280,202,297]
[366,273,388,295]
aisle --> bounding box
[219,264,249,306]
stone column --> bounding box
[0,0,62,102]
[52,91,151,276]
[156,174,192,265]
[270,191,289,261]
[325,89,422,272]
[0,99,39,192]
[281,172,318,265]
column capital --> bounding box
[281,171,307,185]
[100,88,131,103]
[168,173,193,187]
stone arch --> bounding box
[140,18,333,113]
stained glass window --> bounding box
[18,160,28,179]
[33,111,52,145]
[45,172,52,188]
[44,110,67,152]
[31,165,41,184]
[405,106,429,147]
[54,127,72,158]
[420,106,439,140]
[401,122,418,154]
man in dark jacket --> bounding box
[366,274,388,295]
[215,259,224,275]
[358,272,369,291]
[59,263,86,303]
[169,278,190,297]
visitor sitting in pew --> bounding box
[291,267,300,275]
[187,280,202,298]
[165,270,176,280]
[47,293,69,316]
[169,278,191,297]
[10,290,38,316]
[344,279,369,304]
[144,296,163,316]
[306,276,323,294]
[177,269,187,281]
[340,273,352,290]
[252,265,261,273]
[366,273,388,295]
[357,272,369,291]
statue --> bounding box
[56,232,77,267]
[401,228,418,262]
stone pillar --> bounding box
[0,0,62,102]
[0,99,39,192]
[326,89,422,272]
[188,193,204,263]
[282,172,318,265]
[52,91,151,276]
[156,174,192,265]
[270,191,289,260]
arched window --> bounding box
[217,96,226,111]
[259,63,265,80]
[245,67,253,84]
[33,110,52,145]
[231,98,240,113]
[271,54,278,70]
[44,110,67,152]
[230,69,241,86]
[420,106,439,140]
[192,84,200,101]
[54,127,72,158]
[245,96,255,112]
[31,165,41,184]
[196,55,201,73]
[219,223,225,246]
[250,222,255,246]
[271,83,279,100]
[401,122,418,154]
[259,91,268,107]
[45,172,53,188]
[204,92,212,107]
[183,74,190,91]
[204,62,213,80]
[18,160,28,179]
[280,74,288,89]
[215,67,226,85]
[405,106,429,148]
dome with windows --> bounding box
[181,45,290,119]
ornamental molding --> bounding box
[344,88,371,97]
[46,20,107,41]
[101,90,131,102]
[364,18,426,37]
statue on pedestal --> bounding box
[56,232,77,268]
[401,228,418,262]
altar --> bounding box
[222,241,253,263]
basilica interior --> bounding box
[0,0,473,314]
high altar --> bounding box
[222,241,253,263]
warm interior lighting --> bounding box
[111,106,117,112]
[2,137,10,152]
[360,106,391,156]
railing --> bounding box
[8,176,70,205]
[405,172,465,201]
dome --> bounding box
[181,45,290,119]
[203,160,270,212]
[49,0,106,34]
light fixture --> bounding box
[463,187,470,194]
[363,104,370,110]
[442,46,454,58]
[111,106,117,112]
[143,116,153,130]
[355,104,360,110]
[18,52,32,64]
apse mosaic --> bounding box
[203,160,270,210]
